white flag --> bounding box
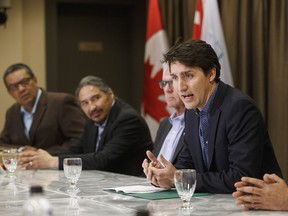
[193,0,234,86]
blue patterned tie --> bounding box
[199,111,209,169]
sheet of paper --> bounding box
[104,185,168,194]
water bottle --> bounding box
[23,185,53,216]
[135,209,150,216]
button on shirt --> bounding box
[21,88,42,139]
[157,112,185,162]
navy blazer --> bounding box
[153,117,185,165]
[175,81,282,193]
[53,98,153,176]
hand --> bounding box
[148,153,176,189]
[149,155,177,189]
[142,158,150,178]
[17,145,38,152]
[22,145,38,152]
[232,181,249,198]
[232,178,258,211]
[233,174,288,211]
[142,151,164,183]
[19,149,58,169]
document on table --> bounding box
[104,185,168,194]
[104,185,211,200]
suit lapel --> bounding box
[207,81,227,169]
[193,115,207,171]
[186,110,206,171]
[171,130,185,163]
[207,110,221,169]
[86,121,98,152]
[153,120,171,157]
[96,99,121,151]
[29,90,47,145]
[15,105,29,143]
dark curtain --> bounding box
[158,0,288,180]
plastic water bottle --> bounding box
[23,185,53,216]
[135,209,150,216]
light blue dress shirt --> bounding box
[21,88,42,139]
[157,112,185,162]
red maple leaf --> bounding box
[143,58,169,122]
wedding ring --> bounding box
[29,161,33,166]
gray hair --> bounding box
[75,75,110,97]
[3,63,35,87]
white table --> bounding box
[0,169,286,216]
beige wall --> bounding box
[0,0,45,129]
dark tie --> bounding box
[95,126,101,152]
[199,112,209,169]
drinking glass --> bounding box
[2,149,18,177]
[65,196,80,216]
[63,158,82,194]
[174,169,197,210]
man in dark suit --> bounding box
[19,76,153,176]
[153,64,185,165]
[142,39,282,193]
[0,63,85,151]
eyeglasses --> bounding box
[7,77,33,92]
[158,80,173,89]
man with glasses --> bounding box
[0,63,86,151]
[152,64,185,165]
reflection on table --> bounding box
[0,168,287,216]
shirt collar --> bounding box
[95,117,108,129]
[21,88,42,115]
[169,112,185,125]
[94,99,115,128]
[195,83,219,114]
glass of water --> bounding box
[63,158,82,194]
[2,149,18,177]
[174,169,197,210]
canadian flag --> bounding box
[193,0,234,86]
[142,0,169,140]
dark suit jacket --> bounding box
[0,89,86,151]
[53,98,153,176]
[175,81,282,193]
[153,117,185,165]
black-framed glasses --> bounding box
[7,77,33,92]
[158,80,173,89]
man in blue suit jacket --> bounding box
[142,39,282,193]
[19,76,153,176]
